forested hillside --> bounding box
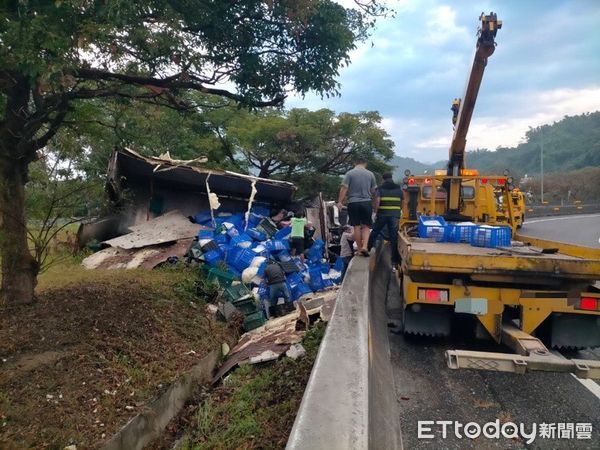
[392,112,600,178]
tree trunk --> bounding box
[0,155,39,305]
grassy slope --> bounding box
[1,258,231,449]
[150,322,327,450]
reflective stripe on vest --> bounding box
[378,186,403,215]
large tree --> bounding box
[224,107,394,195]
[0,0,388,304]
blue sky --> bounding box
[287,0,600,163]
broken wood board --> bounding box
[103,210,202,249]
[212,287,339,381]
[82,238,193,269]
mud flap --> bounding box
[402,304,452,337]
[550,313,600,349]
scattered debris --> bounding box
[286,343,307,360]
[212,287,337,381]
[249,350,282,364]
[221,342,230,356]
[205,304,219,316]
[81,212,198,270]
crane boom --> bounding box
[446,12,501,217]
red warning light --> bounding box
[408,178,416,186]
[498,178,506,185]
[424,178,431,184]
[481,178,488,184]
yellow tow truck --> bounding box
[397,13,600,378]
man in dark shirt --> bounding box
[263,260,291,318]
[367,172,402,267]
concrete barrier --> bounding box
[102,350,219,450]
[287,246,402,449]
[526,203,600,218]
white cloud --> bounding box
[467,86,600,150]
[423,5,469,46]
[383,85,600,162]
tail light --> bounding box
[578,297,599,311]
[418,288,449,302]
[408,178,416,186]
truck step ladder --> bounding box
[445,324,600,379]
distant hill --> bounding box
[392,111,600,179]
[390,156,439,178]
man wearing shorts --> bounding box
[337,157,377,256]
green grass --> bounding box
[182,322,327,450]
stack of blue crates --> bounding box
[192,207,340,322]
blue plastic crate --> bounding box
[470,225,512,248]
[308,266,324,291]
[265,239,289,253]
[225,246,241,264]
[214,233,229,245]
[203,249,224,267]
[231,248,257,271]
[333,255,345,272]
[286,272,304,288]
[418,216,448,241]
[291,282,312,300]
[197,229,214,239]
[274,226,292,240]
[193,211,213,225]
[251,206,271,217]
[247,228,267,241]
[306,245,323,263]
[257,282,269,300]
[448,223,478,243]
[230,234,252,247]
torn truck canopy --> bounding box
[109,148,296,204]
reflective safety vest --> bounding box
[377,183,403,217]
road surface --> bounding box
[520,214,600,248]
[384,219,600,448]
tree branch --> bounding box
[74,68,286,107]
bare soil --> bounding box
[0,272,230,449]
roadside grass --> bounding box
[1,252,232,449]
[37,254,198,295]
[179,322,327,450]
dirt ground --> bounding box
[0,268,231,449]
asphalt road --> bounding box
[520,214,600,248]
[382,224,600,449]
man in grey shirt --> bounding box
[337,157,377,256]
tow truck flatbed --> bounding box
[399,234,600,281]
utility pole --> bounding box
[540,126,544,204]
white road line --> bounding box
[551,351,600,401]
[524,214,600,224]
[573,376,600,400]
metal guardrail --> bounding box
[287,248,402,450]
[525,203,600,218]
